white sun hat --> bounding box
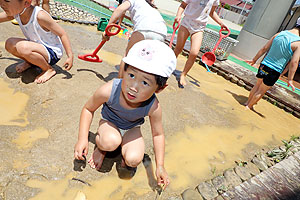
[123,40,176,77]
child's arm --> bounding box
[280,61,290,77]
[209,6,227,30]
[102,0,131,41]
[175,2,187,24]
[287,47,300,91]
[74,81,113,160]
[37,11,73,70]
[246,33,279,66]
[148,99,170,189]
[0,12,14,23]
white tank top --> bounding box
[15,6,63,59]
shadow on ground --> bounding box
[3,58,72,84]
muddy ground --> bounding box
[0,20,299,200]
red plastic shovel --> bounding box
[78,24,121,62]
[169,21,180,48]
[201,28,231,66]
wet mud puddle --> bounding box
[0,78,29,126]
[23,55,300,199]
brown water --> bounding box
[12,127,49,149]
[0,78,29,126]
[7,52,297,199]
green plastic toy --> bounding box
[97,18,109,31]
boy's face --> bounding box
[0,0,29,16]
[121,65,159,107]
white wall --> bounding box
[219,8,247,25]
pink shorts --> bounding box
[181,17,206,35]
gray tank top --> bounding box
[101,79,156,130]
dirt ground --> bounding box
[0,21,299,200]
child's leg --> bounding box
[246,82,270,109]
[121,127,145,168]
[5,38,33,72]
[88,120,122,170]
[245,78,263,106]
[173,26,190,58]
[180,31,203,86]
[5,38,56,83]
[118,31,144,78]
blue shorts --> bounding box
[45,46,60,66]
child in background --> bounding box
[103,0,167,78]
[31,0,50,14]
[0,0,73,84]
[74,40,176,189]
[245,19,300,110]
[174,0,228,86]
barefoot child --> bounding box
[74,40,176,188]
[245,21,300,109]
[103,0,167,78]
[173,0,227,86]
[0,0,73,84]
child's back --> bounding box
[15,6,63,61]
[262,30,300,73]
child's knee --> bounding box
[97,133,122,151]
[123,152,143,167]
[5,38,15,52]
[188,51,198,58]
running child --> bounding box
[103,0,167,78]
[173,0,228,86]
[0,0,73,84]
[74,40,176,188]
[245,20,300,109]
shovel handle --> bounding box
[219,27,231,38]
[173,21,180,31]
[105,24,121,36]
[169,21,180,48]
[212,28,231,53]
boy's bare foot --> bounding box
[34,68,56,84]
[16,62,31,73]
[245,105,253,110]
[88,148,106,170]
[179,74,187,86]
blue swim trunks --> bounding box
[45,46,60,66]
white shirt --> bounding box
[15,6,63,59]
[127,0,167,37]
[183,0,219,23]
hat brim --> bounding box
[122,57,167,77]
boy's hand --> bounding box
[174,16,181,24]
[288,80,295,91]
[102,32,110,41]
[220,24,229,32]
[63,56,73,70]
[156,165,170,190]
[74,139,89,160]
[245,60,255,66]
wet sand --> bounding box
[0,21,299,199]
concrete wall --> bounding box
[219,8,247,25]
[233,0,296,60]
